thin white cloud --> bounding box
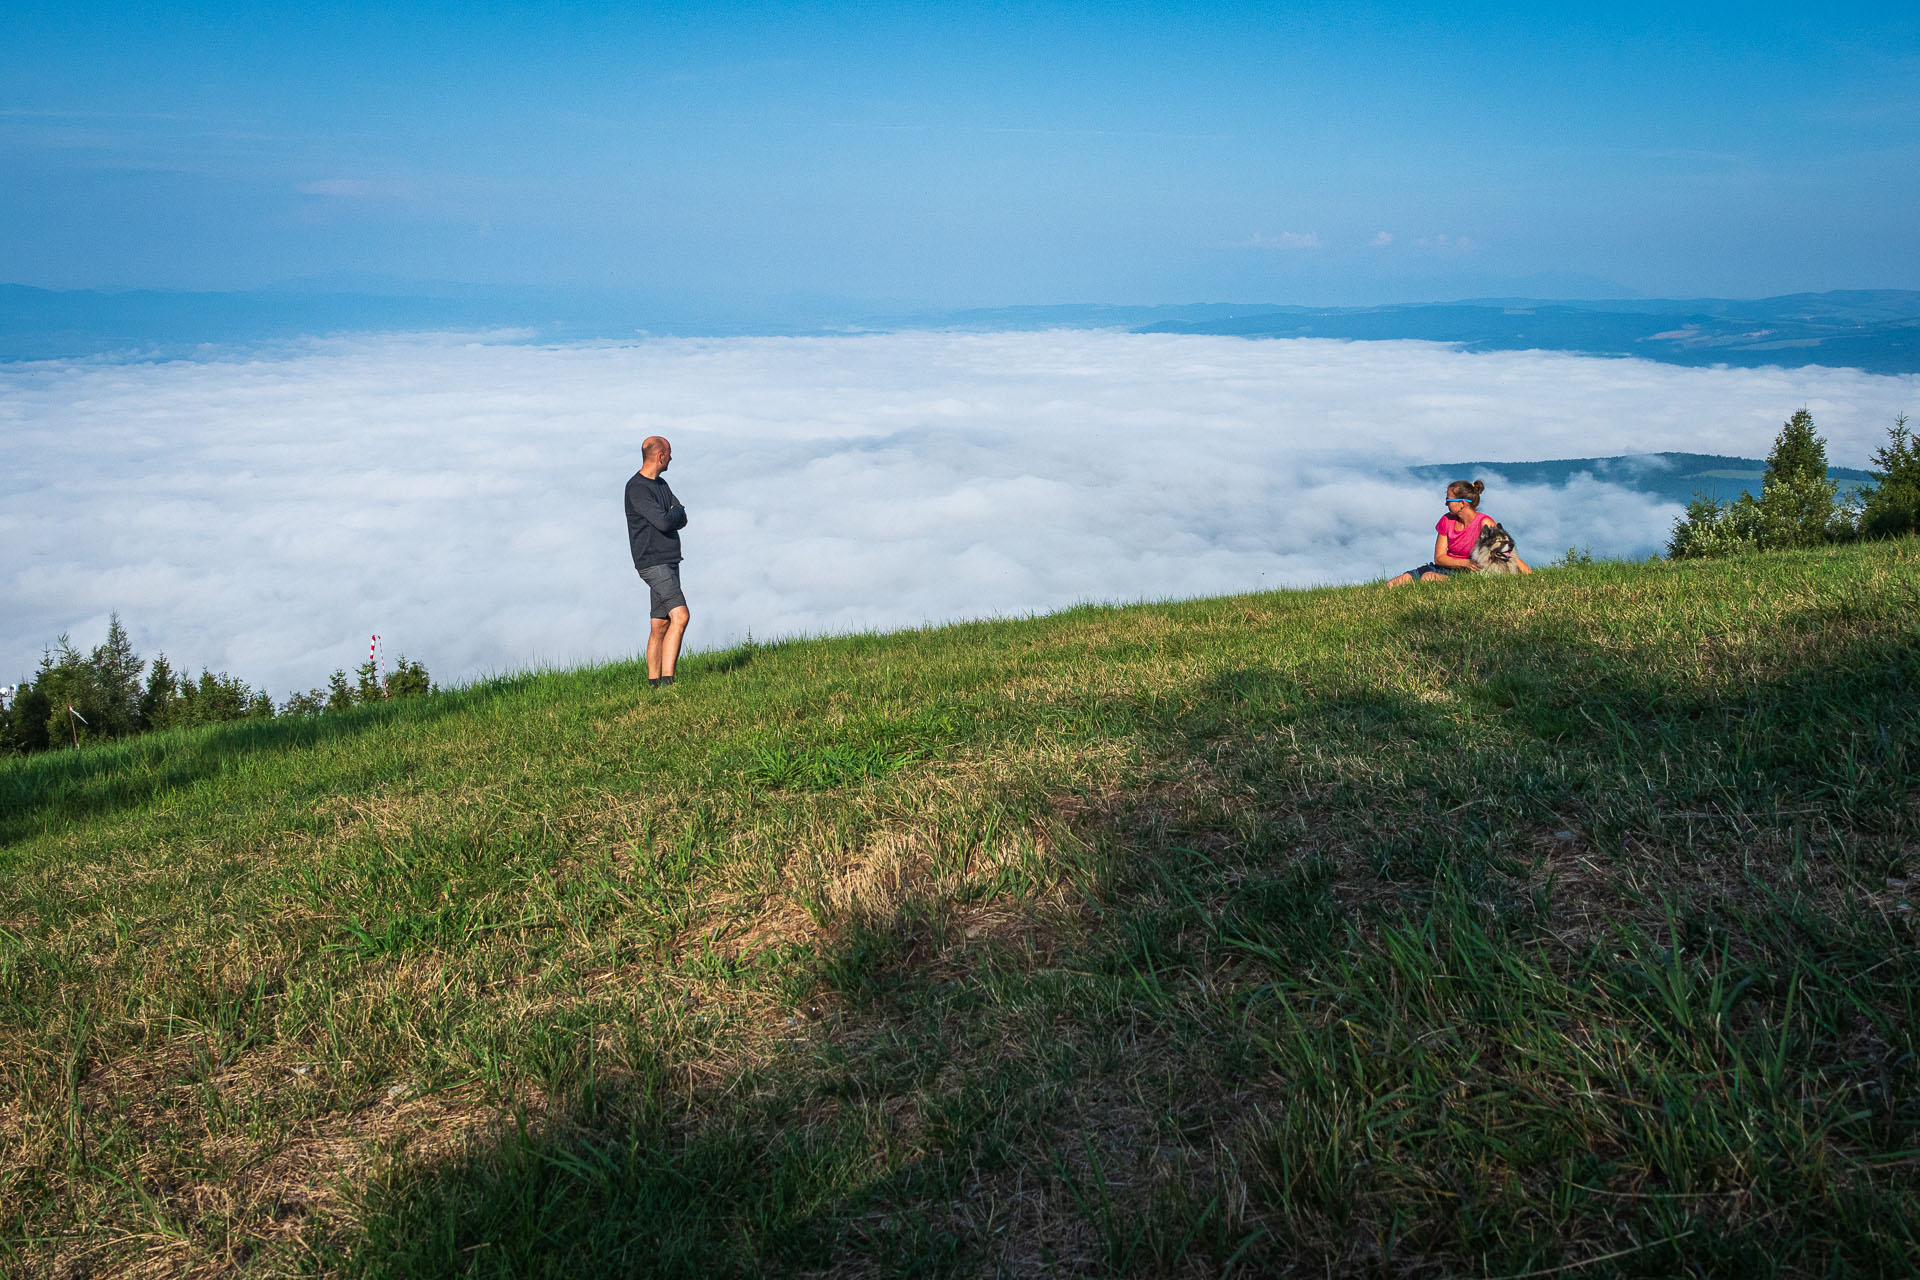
[1370,230,1394,246]
[295,178,411,198]
[1238,231,1323,250]
[2,332,1912,697]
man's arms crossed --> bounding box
[629,477,688,533]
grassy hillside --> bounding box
[3,541,1917,1278]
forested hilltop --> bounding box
[2,528,1915,1276]
[0,626,431,756]
[1134,289,1920,374]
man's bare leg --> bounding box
[658,606,689,678]
[647,617,669,679]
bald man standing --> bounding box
[625,436,690,687]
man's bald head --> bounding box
[640,435,673,476]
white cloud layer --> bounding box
[3,331,1913,697]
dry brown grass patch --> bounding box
[41,1038,547,1280]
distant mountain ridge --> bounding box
[1133,291,1920,375]
[3,283,1918,372]
[1414,451,1877,509]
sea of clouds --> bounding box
[3,330,1914,697]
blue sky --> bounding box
[5,1,1918,305]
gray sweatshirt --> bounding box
[624,472,687,569]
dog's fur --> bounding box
[1471,520,1523,575]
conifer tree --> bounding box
[88,613,144,737]
[1765,409,1828,483]
[140,655,179,730]
[1860,413,1920,539]
[1758,409,1842,549]
[354,656,386,702]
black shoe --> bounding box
[649,676,661,688]
[658,675,675,687]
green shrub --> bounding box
[1669,409,1847,558]
[0,678,52,753]
[1667,492,1762,559]
[282,687,328,716]
[387,656,434,699]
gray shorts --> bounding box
[637,563,688,619]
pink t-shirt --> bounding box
[1436,511,1491,561]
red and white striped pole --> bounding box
[369,634,388,697]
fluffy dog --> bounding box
[1471,520,1523,575]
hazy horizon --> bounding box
[1,257,1910,320]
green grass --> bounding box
[3,540,1917,1278]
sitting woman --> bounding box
[1385,479,1533,586]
